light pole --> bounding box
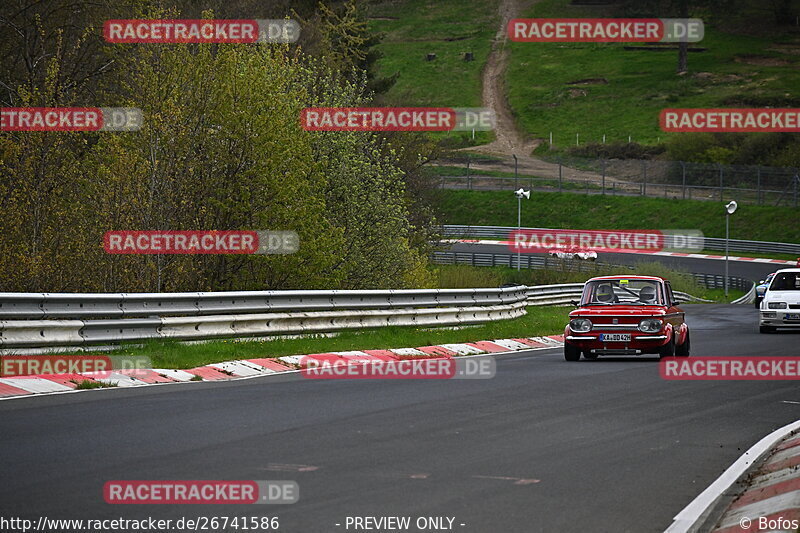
[514,188,530,271]
[724,200,738,298]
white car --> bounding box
[548,248,598,261]
[759,268,800,333]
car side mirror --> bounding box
[759,280,765,284]
[571,300,580,306]
[673,299,683,305]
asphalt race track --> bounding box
[1,305,799,533]
[447,242,781,282]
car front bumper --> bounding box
[565,331,670,354]
[760,310,800,327]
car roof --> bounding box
[773,268,800,274]
[586,275,665,282]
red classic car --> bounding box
[564,275,690,361]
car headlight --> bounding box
[569,318,592,333]
[638,318,662,333]
[768,302,788,309]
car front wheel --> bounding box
[675,331,690,357]
[564,342,581,361]
[659,336,675,358]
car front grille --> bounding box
[592,324,639,330]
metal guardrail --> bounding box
[731,282,756,305]
[0,288,528,320]
[441,225,800,256]
[0,287,529,348]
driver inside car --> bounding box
[596,284,617,303]
[638,285,657,304]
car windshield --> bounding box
[769,272,800,291]
[581,279,664,306]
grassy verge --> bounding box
[72,379,116,389]
[438,189,800,243]
[695,249,798,261]
[117,307,568,369]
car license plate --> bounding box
[787,314,800,319]
[599,333,631,342]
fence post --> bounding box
[642,160,647,196]
[681,161,686,200]
[757,167,762,205]
[718,164,724,200]
[513,154,518,189]
[794,172,799,208]
[558,159,562,192]
[601,159,606,195]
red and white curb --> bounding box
[0,335,565,401]
[665,420,800,533]
[448,239,797,265]
[710,430,800,533]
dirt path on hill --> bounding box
[452,0,618,186]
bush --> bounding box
[566,142,665,160]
